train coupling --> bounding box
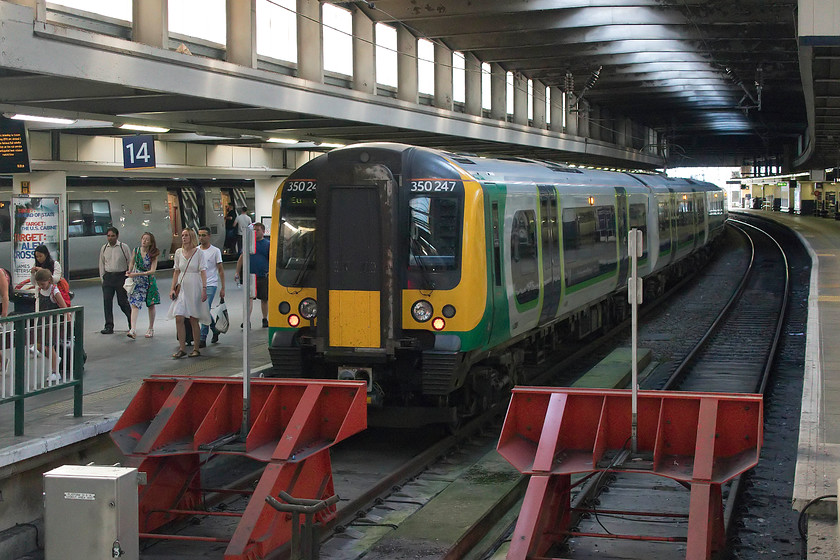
[338,366,384,406]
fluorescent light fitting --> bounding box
[318,142,344,148]
[119,124,170,133]
[10,113,75,125]
[267,137,299,144]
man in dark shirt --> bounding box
[224,203,236,255]
[235,222,270,328]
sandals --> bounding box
[127,330,136,339]
[145,329,154,338]
[172,350,187,359]
[188,350,200,358]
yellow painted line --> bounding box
[818,295,840,302]
[816,253,836,257]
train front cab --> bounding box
[268,145,490,422]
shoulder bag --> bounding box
[171,249,196,300]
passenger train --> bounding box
[267,143,727,425]
[0,177,255,278]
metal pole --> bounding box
[629,229,642,454]
[241,224,252,439]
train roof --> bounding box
[305,143,722,193]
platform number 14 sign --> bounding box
[122,135,156,169]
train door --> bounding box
[166,190,182,255]
[220,189,233,215]
[538,186,562,324]
[486,192,510,347]
[326,186,383,349]
[179,186,205,231]
[697,192,708,246]
[615,188,629,287]
[167,186,205,254]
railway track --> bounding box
[554,218,791,559]
[137,220,795,560]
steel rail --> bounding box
[488,220,789,560]
[562,218,790,559]
[662,222,758,389]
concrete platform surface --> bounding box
[736,210,840,560]
[0,263,271,464]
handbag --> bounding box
[123,275,135,296]
[212,297,229,333]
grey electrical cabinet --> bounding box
[44,465,139,560]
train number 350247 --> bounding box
[410,180,459,192]
[286,180,316,192]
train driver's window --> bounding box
[510,209,539,304]
[407,195,462,290]
[277,185,317,288]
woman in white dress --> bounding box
[168,228,210,358]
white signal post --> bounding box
[241,224,256,438]
[628,229,644,454]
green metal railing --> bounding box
[0,306,85,435]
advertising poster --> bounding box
[13,195,61,291]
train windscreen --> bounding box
[277,193,316,287]
[407,195,461,290]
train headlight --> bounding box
[279,301,291,314]
[299,298,318,319]
[288,314,301,327]
[432,317,446,331]
[411,300,433,322]
[442,304,456,318]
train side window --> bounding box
[0,201,9,243]
[676,197,694,246]
[629,203,647,259]
[69,200,112,237]
[91,201,112,234]
[562,205,617,288]
[510,209,538,304]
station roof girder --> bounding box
[0,0,831,171]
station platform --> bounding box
[0,262,270,474]
[735,209,840,558]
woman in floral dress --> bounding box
[126,232,161,339]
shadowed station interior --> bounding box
[1,1,840,559]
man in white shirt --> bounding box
[233,206,252,255]
[98,227,132,334]
[197,227,225,348]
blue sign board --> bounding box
[122,135,156,169]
